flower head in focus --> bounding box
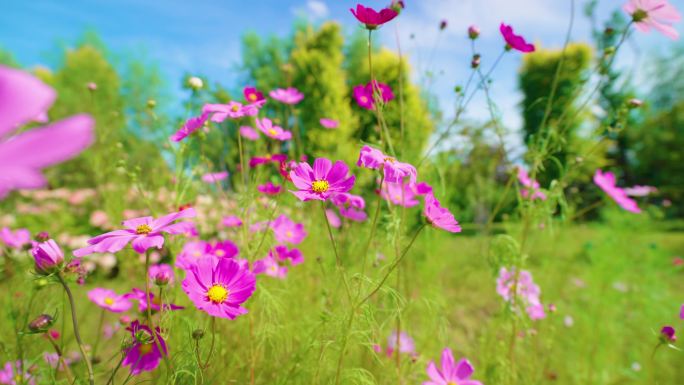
[350,4,399,30]
[289,158,356,201]
[122,320,167,375]
[500,23,535,52]
[423,348,483,385]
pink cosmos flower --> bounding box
[624,0,681,40]
[381,181,420,207]
[253,255,288,279]
[74,208,196,256]
[222,215,243,228]
[182,256,256,319]
[624,185,658,197]
[149,264,174,286]
[593,169,641,213]
[387,331,416,357]
[424,348,483,385]
[202,171,228,184]
[256,118,292,141]
[122,321,167,375]
[517,167,547,200]
[497,267,546,320]
[0,227,30,249]
[243,86,265,104]
[0,361,34,385]
[500,23,535,53]
[124,288,184,313]
[269,244,304,265]
[249,153,288,168]
[258,181,283,195]
[320,118,339,129]
[289,158,356,201]
[331,193,368,222]
[424,193,461,233]
[175,240,239,270]
[269,87,304,105]
[350,4,399,29]
[326,209,342,228]
[239,126,260,141]
[353,81,395,110]
[170,111,209,142]
[32,239,64,274]
[0,65,94,199]
[270,215,307,244]
[87,288,132,313]
[357,145,417,183]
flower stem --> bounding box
[91,308,106,360]
[320,202,353,304]
[105,354,125,385]
[144,251,173,373]
[201,317,217,369]
[358,174,385,290]
[47,333,75,383]
[358,224,426,306]
[56,273,94,385]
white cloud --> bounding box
[307,0,329,19]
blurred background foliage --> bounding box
[0,14,682,221]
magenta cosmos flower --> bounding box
[270,244,304,265]
[0,227,30,249]
[624,0,681,40]
[269,87,304,105]
[243,86,265,105]
[0,65,94,200]
[253,255,288,279]
[320,118,339,129]
[74,208,197,256]
[381,181,421,208]
[358,145,417,183]
[270,214,307,244]
[175,240,239,271]
[289,158,356,201]
[258,181,282,195]
[326,209,342,228]
[123,321,167,375]
[350,4,399,29]
[424,348,483,385]
[593,169,641,213]
[222,215,243,228]
[500,23,535,53]
[202,171,228,184]
[249,153,287,168]
[32,239,64,274]
[387,331,416,357]
[424,192,461,233]
[256,118,292,141]
[661,325,676,342]
[182,256,256,319]
[331,193,367,222]
[353,81,395,110]
[517,167,547,200]
[88,288,132,313]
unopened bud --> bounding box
[147,99,157,108]
[627,98,643,108]
[471,54,481,69]
[188,76,203,90]
[439,20,448,30]
[192,329,205,340]
[87,82,97,91]
[468,25,480,40]
[35,232,50,243]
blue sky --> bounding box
[2,0,683,153]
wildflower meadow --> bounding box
[2,0,684,384]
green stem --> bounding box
[57,273,95,385]
[91,308,106,360]
[358,174,385,290]
[144,252,173,373]
[320,202,353,304]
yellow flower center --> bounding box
[384,156,396,163]
[311,180,330,193]
[286,230,293,238]
[360,96,368,103]
[268,129,278,136]
[139,343,153,355]
[447,382,459,385]
[207,284,229,304]
[104,297,115,305]
[215,249,225,257]
[14,375,22,382]
[135,224,153,235]
[193,251,202,257]
[231,104,240,112]
[248,93,257,101]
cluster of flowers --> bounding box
[496,267,546,320]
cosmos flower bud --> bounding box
[87,82,97,91]
[119,315,131,324]
[28,314,54,332]
[192,329,205,340]
[439,20,448,30]
[468,25,480,39]
[34,231,50,243]
[34,277,49,289]
[147,99,156,108]
[471,54,481,69]
[604,27,615,36]
[660,326,676,343]
[604,46,616,56]
[32,239,64,275]
[188,76,203,90]
[627,98,643,108]
[390,0,405,13]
